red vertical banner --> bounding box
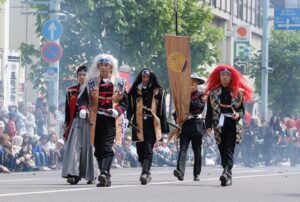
[118,69,131,91]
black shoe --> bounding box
[87,180,95,184]
[220,172,232,187]
[173,169,184,181]
[67,177,79,185]
[97,174,111,187]
[193,175,200,181]
[140,174,152,185]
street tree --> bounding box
[249,30,300,116]
[20,0,223,100]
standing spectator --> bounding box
[48,105,58,134]
[56,103,65,139]
[15,104,27,136]
[20,104,36,137]
[261,120,274,166]
[35,103,47,136]
[0,95,5,111]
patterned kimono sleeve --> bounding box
[87,77,98,92]
[115,92,128,116]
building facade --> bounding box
[0,0,40,107]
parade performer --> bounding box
[173,73,206,182]
[62,65,97,185]
[205,65,253,186]
[127,68,169,185]
[86,54,128,187]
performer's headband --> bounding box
[77,70,87,76]
[220,68,232,75]
[142,69,151,77]
[98,58,112,65]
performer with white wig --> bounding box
[86,54,128,187]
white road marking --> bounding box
[0,179,41,182]
[1,171,300,197]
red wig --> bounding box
[205,64,253,102]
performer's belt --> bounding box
[143,114,153,120]
[222,113,233,118]
[97,111,107,116]
[187,114,203,120]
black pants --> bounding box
[94,115,116,176]
[177,119,203,177]
[136,118,156,175]
[218,117,236,170]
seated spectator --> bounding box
[40,135,51,166]
[48,131,60,169]
[7,113,18,138]
[123,136,138,168]
[31,135,49,170]
[154,137,176,167]
[3,142,15,171]
[15,137,35,172]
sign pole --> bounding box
[48,0,61,108]
[261,0,269,121]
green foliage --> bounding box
[249,31,300,116]
[20,0,223,98]
[19,43,47,95]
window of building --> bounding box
[237,0,244,19]
[255,0,262,28]
[226,0,231,13]
[252,0,255,25]
[234,0,238,17]
[212,0,216,7]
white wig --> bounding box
[79,54,119,96]
[87,54,118,81]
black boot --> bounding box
[140,159,152,185]
[193,175,200,181]
[220,166,232,186]
[173,169,184,181]
[97,157,113,187]
[97,171,111,187]
[67,175,80,185]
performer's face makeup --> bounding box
[77,71,87,85]
[220,71,232,87]
[98,63,112,79]
[142,75,150,86]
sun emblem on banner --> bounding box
[167,52,187,73]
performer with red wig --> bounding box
[205,64,253,186]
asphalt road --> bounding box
[0,166,300,202]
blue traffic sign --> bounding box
[274,8,300,30]
[43,67,58,81]
[42,19,63,41]
[41,42,62,63]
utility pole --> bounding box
[261,0,269,121]
[21,0,61,108]
[48,0,61,108]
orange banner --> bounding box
[165,35,191,139]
